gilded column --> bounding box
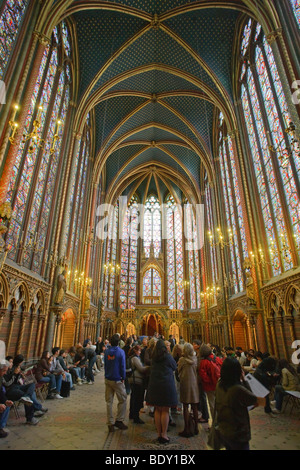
[34,315,45,358]
[277,317,288,359]
[286,316,296,344]
[26,313,35,359]
[268,318,279,357]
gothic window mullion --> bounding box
[21,58,61,268]
[224,135,245,289]
[244,77,284,274]
[67,138,85,264]
[251,56,294,269]
[8,44,52,223]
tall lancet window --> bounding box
[204,177,218,302]
[5,22,72,275]
[217,113,247,294]
[0,0,29,80]
[240,19,300,276]
[166,195,184,310]
[185,202,201,309]
[103,203,119,309]
[143,268,161,304]
[120,195,139,310]
[290,0,300,27]
[143,195,161,257]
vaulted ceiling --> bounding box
[57,1,257,204]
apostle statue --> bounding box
[54,269,67,305]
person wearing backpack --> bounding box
[199,344,223,421]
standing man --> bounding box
[104,334,128,432]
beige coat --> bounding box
[178,355,199,404]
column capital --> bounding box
[33,30,51,46]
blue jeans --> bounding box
[6,383,42,411]
[86,357,96,382]
[274,385,287,411]
[74,367,85,379]
[40,374,62,393]
[0,406,10,429]
[63,372,73,388]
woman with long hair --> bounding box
[145,339,177,444]
[215,357,265,450]
[177,343,199,437]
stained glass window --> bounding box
[0,0,28,80]
[166,195,184,310]
[240,20,299,276]
[143,195,161,257]
[103,204,119,309]
[120,196,139,310]
[5,22,72,277]
[185,202,201,309]
[205,180,218,302]
[143,268,161,304]
[290,0,300,27]
[218,116,247,293]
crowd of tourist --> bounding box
[102,332,300,449]
[1,333,299,450]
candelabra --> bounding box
[8,103,62,155]
[200,285,221,299]
[176,280,190,288]
[21,231,44,256]
[267,121,300,165]
[208,227,234,249]
[103,263,120,275]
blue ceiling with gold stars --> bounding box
[63,0,245,199]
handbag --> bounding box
[60,380,71,397]
[23,370,37,385]
[207,406,224,450]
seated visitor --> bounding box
[271,359,300,413]
[0,360,13,438]
[3,354,47,424]
[35,351,63,399]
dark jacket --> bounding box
[146,353,178,407]
[215,381,257,443]
[0,377,8,404]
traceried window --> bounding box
[165,195,184,310]
[65,119,91,282]
[0,0,28,80]
[103,203,119,309]
[290,0,300,27]
[185,202,201,309]
[143,268,161,304]
[143,195,161,257]
[239,19,300,276]
[217,112,248,293]
[204,178,218,302]
[5,22,72,277]
[119,195,139,310]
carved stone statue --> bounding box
[245,270,256,306]
[54,270,67,305]
[84,285,91,313]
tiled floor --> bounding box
[0,371,299,451]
